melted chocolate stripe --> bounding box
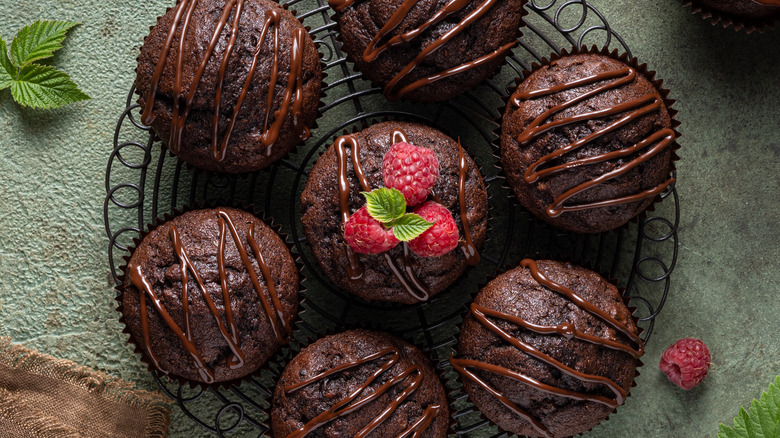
[130,264,215,383]
[284,347,439,438]
[457,141,480,265]
[143,1,309,162]
[334,132,430,301]
[383,0,501,100]
[211,0,246,159]
[472,304,629,405]
[364,0,471,62]
[216,9,279,161]
[329,0,507,100]
[450,358,552,438]
[219,210,290,342]
[176,222,244,371]
[513,66,676,216]
[522,259,644,353]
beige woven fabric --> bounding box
[0,337,170,438]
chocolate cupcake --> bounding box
[118,207,299,386]
[136,0,322,174]
[301,121,489,304]
[329,0,526,102]
[500,48,678,234]
[683,0,779,31]
[451,259,644,438]
[271,329,449,437]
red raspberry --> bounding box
[659,338,711,390]
[408,201,459,257]
[344,206,399,254]
[382,142,439,207]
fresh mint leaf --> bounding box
[11,64,89,109]
[363,188,406,224]
[0,38,16,90]
[11,20,79,67]
[391,213,433,242]
[718,375,780,438]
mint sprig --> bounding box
[1,20,89,109]
[362,188,433,242]
[718,375,780,438]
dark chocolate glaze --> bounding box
[283,347,441,437]
[128,209,291,384]
[141,0,309,161]
[451,259,643,437]
[328,0,516,100]
[511,67,675,218]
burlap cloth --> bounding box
[0,337,170,438]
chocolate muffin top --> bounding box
[500,52,676,234]
[330,0,525,102]
[452,260,643,438]
[690,0,779,19]
[119,207,299,385]
[301,121,489,304]
[271,329,449,438]
[136,0,322,174]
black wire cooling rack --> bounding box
[104,0,680,436]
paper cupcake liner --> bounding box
[115,200,307,390]
[328,0,530,103]
[446,258,644,437]
[299,117,492,307]
[493,45,681,235]
[260,325,458,437]
[133,2,328,175]
[681,0,779,33]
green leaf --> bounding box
[363,188,406,224]
[11,64,89,109]
[391,213,433,242]
[0,37,16,90]
[11,20,79,67]
[718,376,780,438]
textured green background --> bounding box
[0,0,778,436]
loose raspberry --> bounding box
[407,201,459,257]
[659,338,711,390]
[344,206,399,254]
[383,142,439,207]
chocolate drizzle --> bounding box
[451,259,644,438]
[141,0,310,161]
[328,0,515,100]
[512,66,676,217]
[283,347,442,438]
[456,141,479,265]
[128,209,291,383]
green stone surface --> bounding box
[0,0,778,436]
